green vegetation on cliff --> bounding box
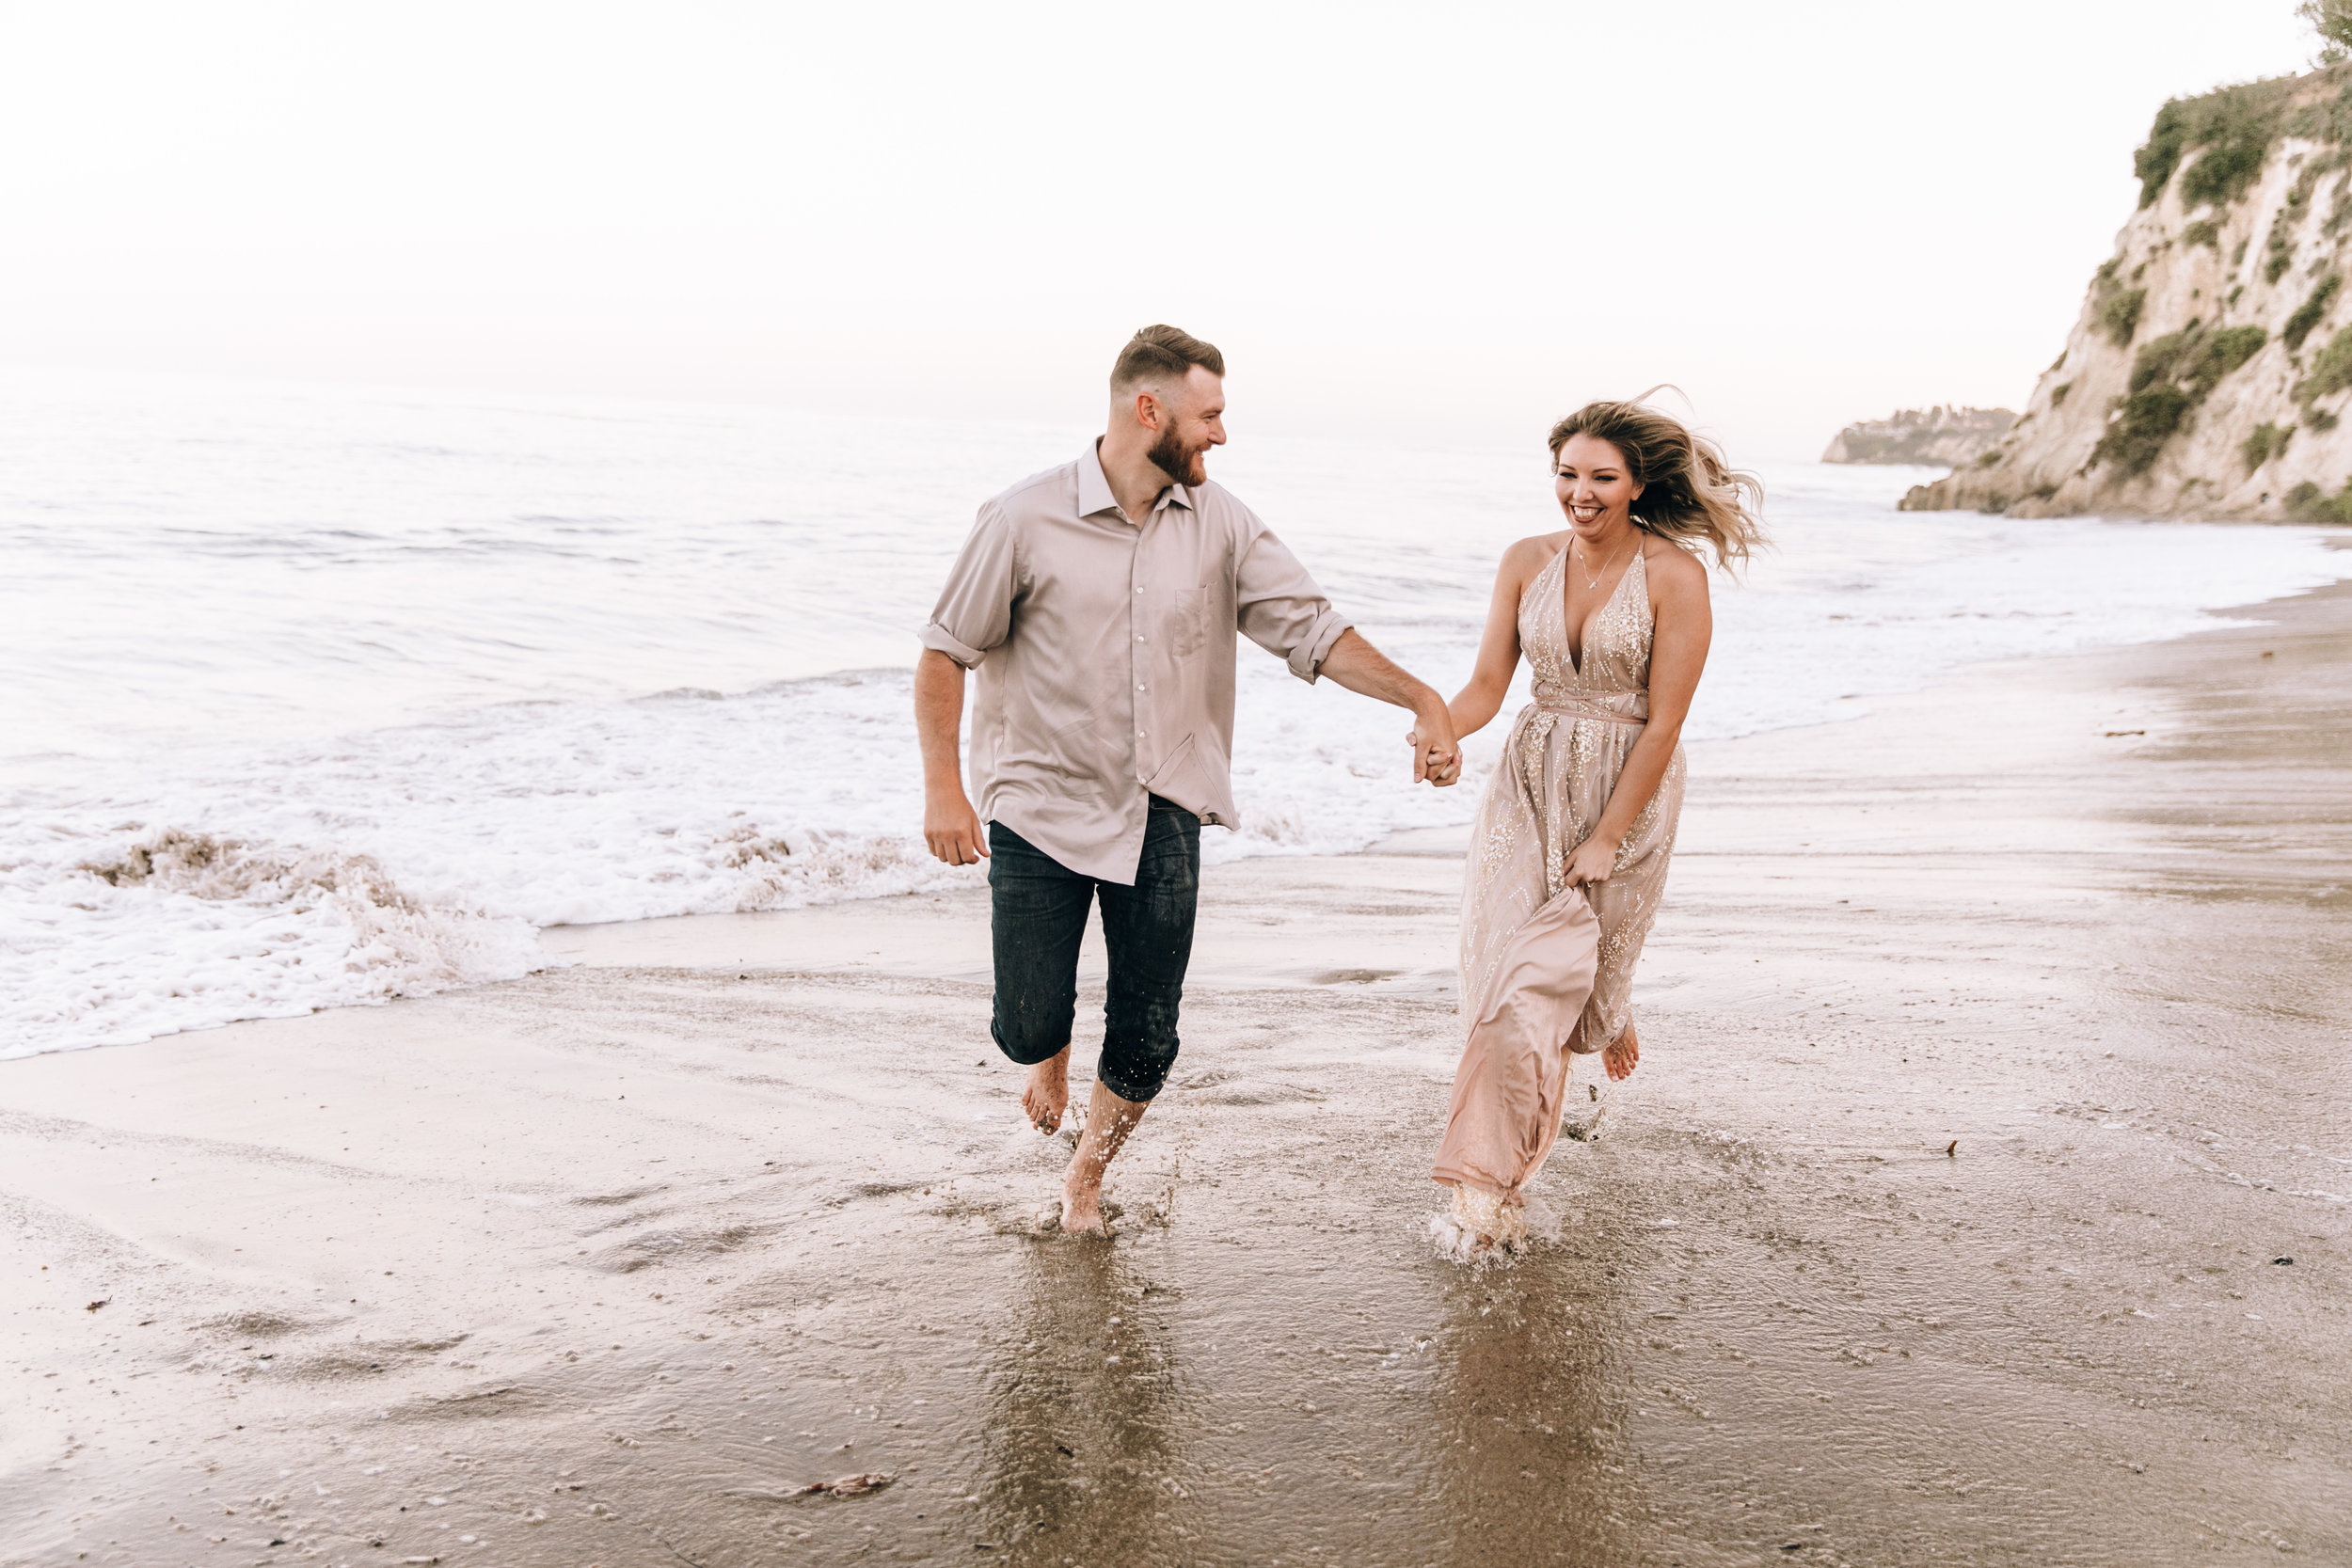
[2243,421,2294,468]
[2284,273,2343,347]
[2133,69,2352,217]
[1913,55,2352,519]
[2094,321,2268,475]
[2097,280,2147,346]
[2136,80,2290,209]
[2090,68,2352,487]
[2286,477,2352,519]
[2301,0,2352,65]
[2298,323,2352,400]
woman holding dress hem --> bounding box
[1421,395,1764,1251]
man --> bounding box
[914,325,1460,1234]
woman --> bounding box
[1426,395,1764,1251]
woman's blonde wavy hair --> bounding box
[1549,388,1766,571]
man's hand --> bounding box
[1406,700,1461,786]
[925,786,989,866]
[914,649,987,863]
[1318,629,1460,787]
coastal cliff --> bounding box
[1822,406,2015,467]
[1904,67,2352,520]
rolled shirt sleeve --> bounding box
[916,448,1365,882]
[1232,519,1354,683]
[918,503,1018,667]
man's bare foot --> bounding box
[1022,1048,1071,1134]
[1059,1171,1106,1235]
[1058,1079,1149,1235]
[1603,1023,1640,1082]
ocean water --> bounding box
[4,367,2344,1058]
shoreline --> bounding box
[9,507,2349,1068]
[4,565,2349,1564]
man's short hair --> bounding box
[1110,325,1225,393]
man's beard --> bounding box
[1146,425,1205,486]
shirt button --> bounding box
[1134,587,1144,594]
[1136,683,1146,691]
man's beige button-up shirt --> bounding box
[919,442,1353,885]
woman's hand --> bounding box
[1404,721,1462,786]
[1564,832,1621,887]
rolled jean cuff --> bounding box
[986,811,1196,1108]
[1097,1058,1173,1104]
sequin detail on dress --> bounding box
[1433,545,1686,1203]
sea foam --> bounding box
[4,829,545,1054]
[3,370,2345,1057]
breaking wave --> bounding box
[4,372,2345,1059]
[7,830,547,1056]
[3,797,976,1057]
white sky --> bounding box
[0,1,2319,457]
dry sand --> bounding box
[5,567,2349,1567]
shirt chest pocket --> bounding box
[1162,586,1208,658]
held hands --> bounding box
[924,787,989,866]
[1405,701,1462,787]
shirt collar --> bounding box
[1080,439,1193,522]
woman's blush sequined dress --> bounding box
[1433,544,1685,1201]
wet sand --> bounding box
[5,569,2350,1567]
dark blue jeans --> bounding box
[987,798,1200,1103]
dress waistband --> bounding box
[1528,694,1648,727]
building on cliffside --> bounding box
[1821,407,2015,467]
[1904,65,2352,521]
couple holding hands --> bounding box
[914,325,1762,1250]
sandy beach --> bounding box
[5,558,2348,1567]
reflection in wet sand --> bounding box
[980,1242,1189,1563]
[4,582,2349,1563]
[1432,1240,1635,1563]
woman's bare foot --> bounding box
[1603,1022,1640,1082]
[1449,1182,1526,1252]
[1022,1048,1071,1133]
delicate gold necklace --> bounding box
[1573,534,1631,591]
